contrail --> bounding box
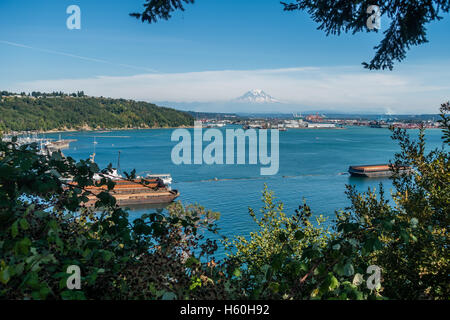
[0,40,157,73]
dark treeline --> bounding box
[0,93,194,132]
[1,91,85,98]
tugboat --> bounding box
[348,164,412,178]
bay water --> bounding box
[47,126,444,254]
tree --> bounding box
[130,0,194,24]
[131,0,450,70]
[228,185,330,271]
[0,94,194,132]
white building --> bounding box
[307,123,336,128]
[283,119,308,128]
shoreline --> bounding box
[2,125,442,136]
[2,125,195,136]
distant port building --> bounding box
[278,113,336,129]
[306,113,325,122]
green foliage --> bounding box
[439,102,450,144]
[225,187,383,300]
[326,116,450,299]
[225,186,333,299]
[228,185,330,274]
[0,139,128,298]
[0,93,193,132]
[373,106,450,299]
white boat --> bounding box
[145,174,173,186]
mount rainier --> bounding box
[235,89,279,104]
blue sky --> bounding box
[1,0,449,113]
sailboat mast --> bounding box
[117,150,121,173]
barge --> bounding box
[46,139,77,151]
[348,164,412,178]
[67,170,179,207]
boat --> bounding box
[44,135,77,151]
[66,160,179,207]
[83,179,179,207]
[65,144,180,207]
[348,164,412,178]
[45,139,77,151]
[68,170,179,207]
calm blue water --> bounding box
[46,127,444,250]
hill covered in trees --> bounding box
[0,92,194,132]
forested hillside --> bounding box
[0,93,194,132]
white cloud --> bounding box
[11,65,450,114]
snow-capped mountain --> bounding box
[235,89,279,104]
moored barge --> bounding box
[348,164,412,178]
[67,170,179,207]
